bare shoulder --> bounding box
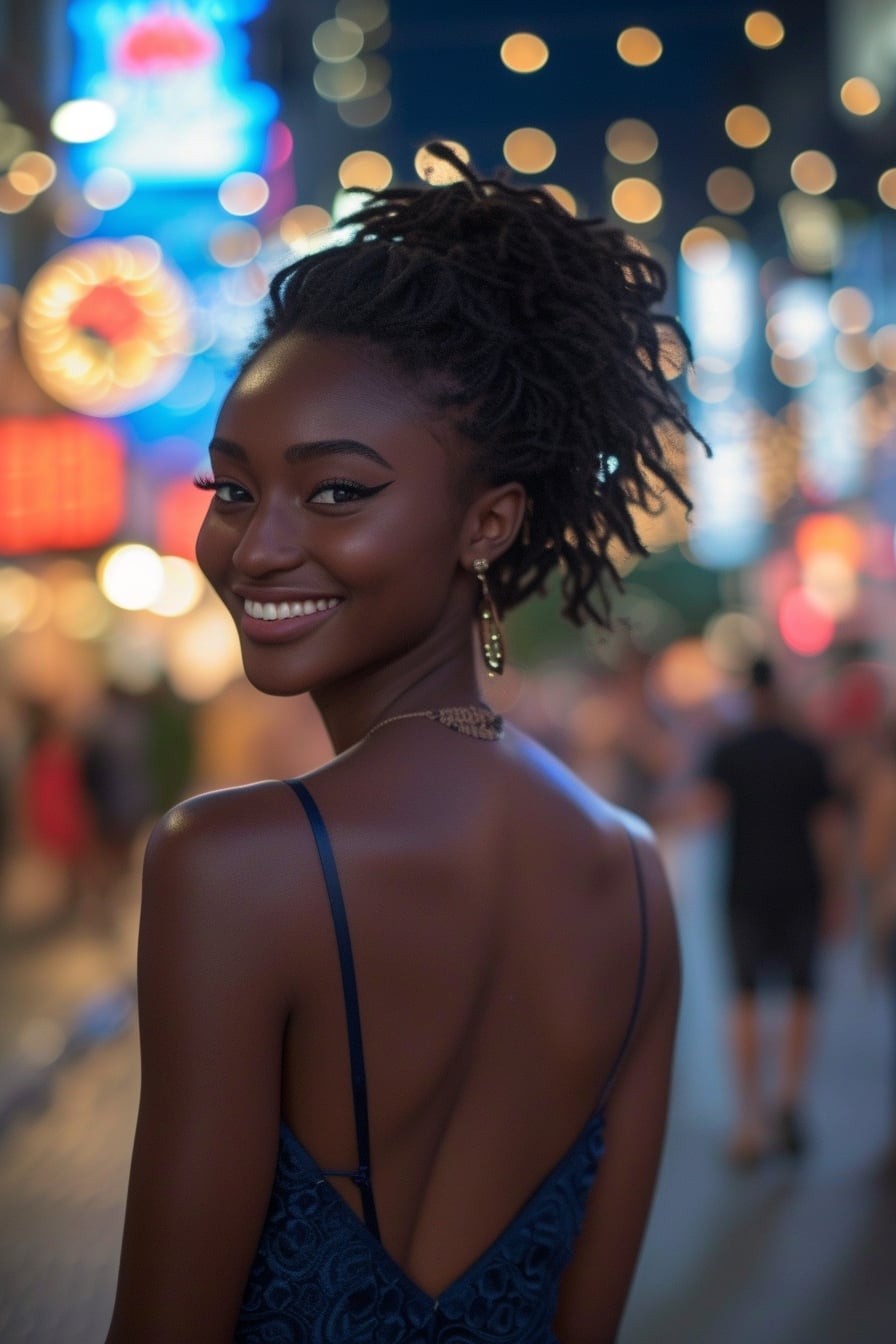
[140,779,320,960]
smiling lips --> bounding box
[243,597,341,621]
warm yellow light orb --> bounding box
[605,119,658,165]
[503,128,556,174]
[414,142,470,184]
[611,178,662,224]
[744,11,784,48]
[790,150,836,195]
[617,27,663,66]
[725,105,771,148]
[877,168,896,208]
[680,226,731,274]
[840,76,880,116]
[338,150,393,191]
[500,33,549,73]
[543,184,576,215]
[97,544,164,611]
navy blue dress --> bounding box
[235,780,647,1343]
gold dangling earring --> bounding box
[473,558,505,677]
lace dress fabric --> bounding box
[234,780,646,1343]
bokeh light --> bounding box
[744,11,785,48]
[543,183,576,215]
[790,150,836,194]
[778,587,835,655]
[147,556,205,617]
[279,204,332,249]
[706,166,755,214]
[500,33,549,73]
[605,119,658,165]
[503,128,556,174]
[312,17,364,62]
[50,98,116,143]
[725,105,771,148]
[208,221,262,267]
[828,287,872,333]
[611,178,662,223]
[218,172,270,216]
[680,226,731,273]
[335,0,388,30]
[8,151,57,195]
[414,141,470,184]
[97,544,164,611]
[871,325,896,371]
[878,168,896,209]
[313,59,367,101]
[83,166,134,210]
[338,150,393,190]
[617,27,662,66]
[840,76,880,115]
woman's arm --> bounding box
[105,799,288,1344]
[553,829,681,1344]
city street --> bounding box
[1,830,894,1343]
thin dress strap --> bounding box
[285,778,381,1241]
[597,827,649,1112]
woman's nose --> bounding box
[231,497,306,576]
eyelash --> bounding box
[191,473,386,506]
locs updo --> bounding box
[253,142,707,627]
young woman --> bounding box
[105,144,699,1343]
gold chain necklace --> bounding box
[364,703,503,741]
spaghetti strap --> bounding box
[285,778,381,1241]
[597,827,649,1111]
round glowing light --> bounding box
[500,32,549,73]
[611,178,662,224]
[50,98,116,144]
[543,183,577,215]
[706,166,755,214]
[617,27,662,66]
[680,225,730,273]
[82,166,133,210]
[0,179,32,214]
[19,239,191,417]
[279,204,332,249]
[97,544,164,611]
[414,141,470,184]
[877,168,896,209]
[841,76,880,116]
[803,552,857,620]
[828,287,872,333]
[337,90,392,128]
[352,52,391,98]
[834,332,874,372]
[312,17,364,62]
[791,150,836,195]
[335,0,388,32]
[605,118,658,165]
[724,105,771,148]
[218,171,269,217]
[795,512,863,568]
[313,58,367,102]
[147,555,205,617]
[208,221,261,267]
[8,151,56,195]
[871,325,896,371]
[744,11,784,48]
[771,352,815,386]
[338,150,393,191]
[778,587,834,656]
[0,123,32,163]
[503,127,556,174]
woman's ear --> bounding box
[460,481,528,567]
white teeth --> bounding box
[243,597,340,621]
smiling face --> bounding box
[195,332,480,700]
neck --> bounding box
[312,645,485,755]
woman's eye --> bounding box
[309,479,386,506]
[193,474,252,504]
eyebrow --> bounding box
[208,436,394,470]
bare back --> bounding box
[108,724,678,1344]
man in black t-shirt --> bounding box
[704,657,844,1165]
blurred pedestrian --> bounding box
[18,701,94,918]
[702,656,847,1164]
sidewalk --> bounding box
[0,858,139,1132]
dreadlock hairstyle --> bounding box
[254,142,708,626]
